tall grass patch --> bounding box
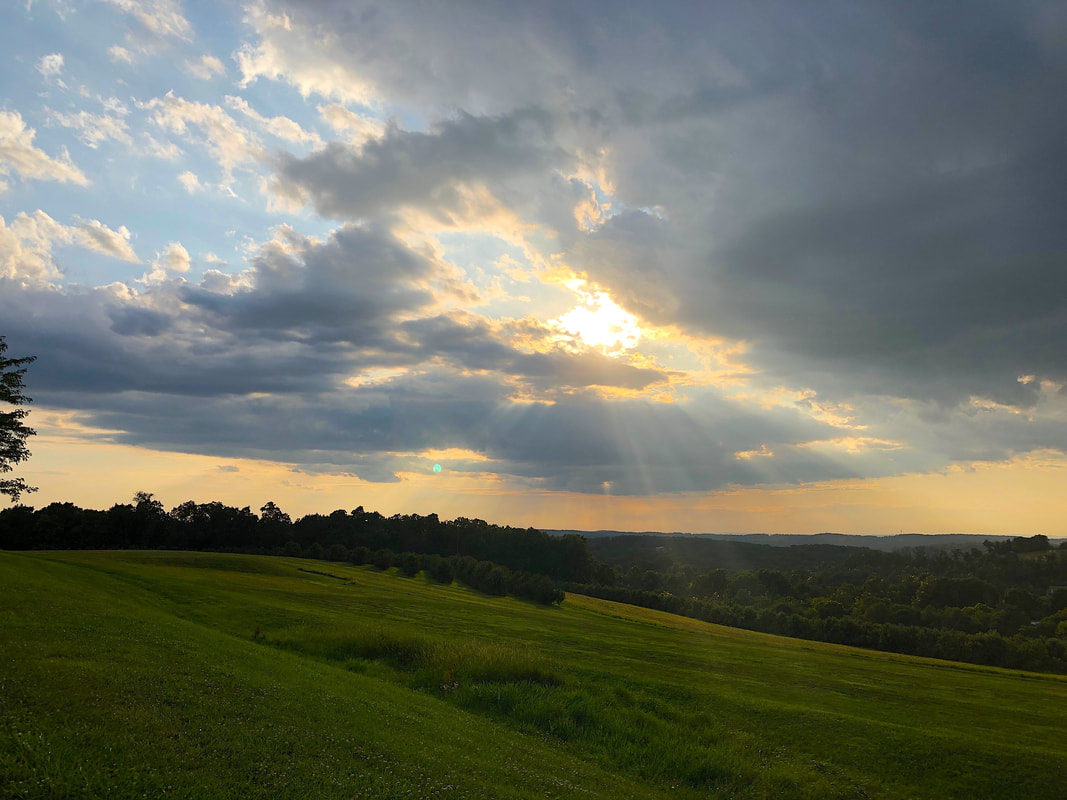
[265,625,564,691]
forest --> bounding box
[2,495,1065,673]
[572,533,1067,673]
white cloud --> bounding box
[45,107,132,148]
[0,210,139,285]
[99,96,130,116]
[36,53,64,80]
[141,91,263,183]
[317,103,383,147]
[177,170,201,193]
[0,110,89,188]
[0,210,69,283]
[157,241,190,272]
[184,54,226,80]
[73,217,140,262]
[141,134,182,160]
[235,4,377,104]
[224,95,322,146]
[107,45,134,64]
[101,0,191,42]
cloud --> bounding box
[73,217,140,262]
[176,223,438,340]
[224,95,321,146]
[177,170,201,193]
[253,0,1067,415]
[4,209,1063,493]
[141,91,263,184]
[0,219,694,487]
[45,108,133,148]
[0,110,89,188]
[101,0,191,43]
[36,52,64,80]
[107,45,134,64]
[141,134,181,160]
[316,104,383,146]
[271,108,563,222]
[0,210,139,285]
[0,210,70,283]
[235,3,378,104]
[152,241,190,275]
[184,54,226,80]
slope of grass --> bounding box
[3,550,1066,799]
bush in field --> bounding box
[371,548,395,570]
[326,543,349,562]
[399,552,421,577]
[507,571,564,605]
[425,555,455,584]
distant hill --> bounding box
[546,530,1066,552]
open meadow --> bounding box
[2,550,1065,799]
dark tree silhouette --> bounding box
[0,336,37,502]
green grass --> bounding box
[2,551,1065,799]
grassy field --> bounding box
[2,551,1065,799]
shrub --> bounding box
[427,555,455,584]
[371,548,395,570]
[399,552,421,577]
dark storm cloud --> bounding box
[41,368,866,491]
[108,306,173,337]
[255,0,1067,412]
[1,216,668,402]
[1,283,349,396]
[0,209,683,487]
[1,262,954,491]
[179,224,435,343]
[273,108,564,222]
[595,2,1067,409]
[686,135,1067,407]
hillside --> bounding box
[2,551,1066,799]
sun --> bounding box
[552,289,642,355]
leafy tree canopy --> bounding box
[0,336,36,503]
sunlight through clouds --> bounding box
[551,283,642,355]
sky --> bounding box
[2,0,1066,534]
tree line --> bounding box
[0,494,593,605]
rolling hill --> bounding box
[2,551,1065,799]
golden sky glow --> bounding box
[19,425,1067,536]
